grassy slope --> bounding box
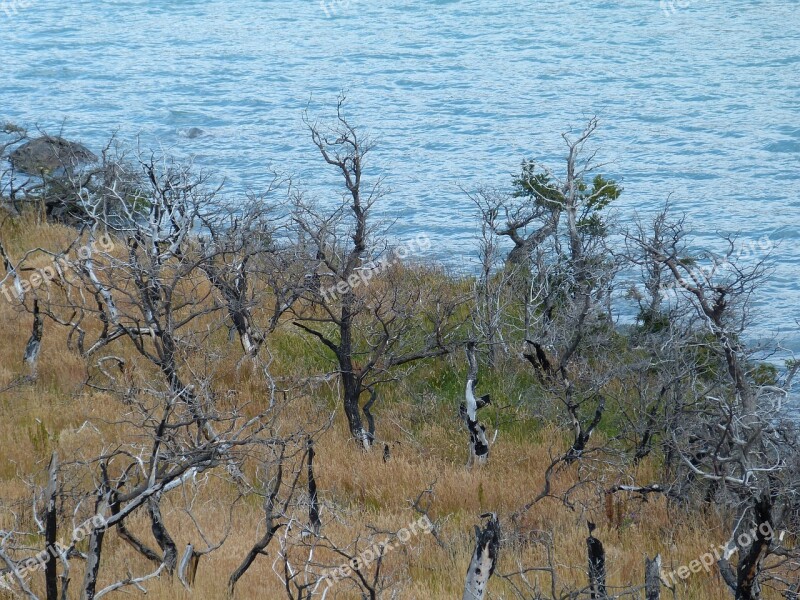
[0,215,764,599]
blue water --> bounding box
[1,0,799,356]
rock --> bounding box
[9,136,97,175]
[179,127,204,139]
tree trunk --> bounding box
[587,522,607,599]
[23,299,43,374]
[464,381,490,467]
[340,294,370,449]
[565,395,604,464]
[307,440,321,536]
[148,494,177,575]
[362,388,378,444]
[228,454,283,595]
[109,488,161,564]
[342,369,369,449]
[80,495,110,600]
[177,544,200,589]
[736,494,773,600]
[462,513,500,600]
[463,342,490,467]
[645,554,661,600]
[202,261,262,357]
[44,452,58,600]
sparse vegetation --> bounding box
[0,112,798,600]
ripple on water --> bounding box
[1,0,798,354]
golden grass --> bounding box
[0,215,778,599]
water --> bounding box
[1,0,799,357]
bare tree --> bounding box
[469,189,518,365]
[473,117,620,340]
[227,435,321,596]
[627,206,800,599]
[0,150,329,600]
[197,180,308,362]
[293,99,465,449]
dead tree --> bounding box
[0,235,42,375]
[197,182,307,361]
[477,121,617,488]
[645,554,661,600]
[2,363,315,600]
[627,211,767,419]
[26,154,250,445]
[22,299,43,374]
[307,439,321,536]
[524,338,607,471]
[0,151,323,600]
[628,207,800,598]
[586,521,607,599]
[474,118,620,339]
[293,98,463,449]
[43,453,58,600]
[461,341,491,467]
[463,513,500,600]
[292,99,377,448]
[718,494,778,600]
[228,423,331,596]
[469,192,518,365]
[627,210,788,485]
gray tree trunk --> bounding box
[148,494,177,575]
[462,513,499,600]
[587,522,607,599]
[645,554,661,600]
[177,544,200,588]
[80,495,110,600]
[44,453,58,600]
[463,342,490,467]
[23,299,43,374]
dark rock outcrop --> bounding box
[9,136,97,174]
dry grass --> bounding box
[0,215,775,599]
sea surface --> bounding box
[1,0,799,360]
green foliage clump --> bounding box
[512,160,621,239]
